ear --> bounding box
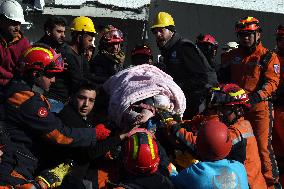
[45,29,51,36]
[32,71,41,78]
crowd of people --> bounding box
[0,0,284,188]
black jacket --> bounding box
[56,103,122,189]
[0,80,97,185]
[160,33,218,118]
[45,45,90,103]
[90,51,124,83]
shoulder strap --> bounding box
[259,50,273,68]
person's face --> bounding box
[152,28,173,47]
[132,54,153,65]
[85,48,94,61]
[277,36,284,52]
[0,17,21,39]
[35,73,56,91]
[74,89,96,117]
[81,34,94,51]
[106,42,121,54]
[238,31,260,48]
[217,106,236,123]
[48,25,65,45]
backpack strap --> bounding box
[259,50,273,68]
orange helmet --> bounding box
[22,45,64,74]
[100,25,124,44]
[123,128,160,175]
[235,16,260,33]
[196,119,232,161]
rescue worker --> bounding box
[108,129,174,189]
[0,0,30,119]
[208,83,267,189]
[45,16,96,113]
[170,119,249,189]
[37,16,67,52]
[151,12,218,119]
[131,44,153,66]
[272,24,284,187]
[90,25,125,83]
[195,33,219,71]
[0,45,128,188]
[220,16,281,188]
[53,80,124,189]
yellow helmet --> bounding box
[151,12,175,29]
[70,16,96,34]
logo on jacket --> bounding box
[274,64,280,74]
[232,57,242,64]
[171,51,177,59]
[38,107,48,118]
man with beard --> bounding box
[0,0,30,120]
[151,12,218,119]
[37,16,67,52]
[45,16,96,113]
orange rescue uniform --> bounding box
[221,42,280,188]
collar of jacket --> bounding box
[59,103,92,128]
[0,30,23,48]
[38,35,64,51]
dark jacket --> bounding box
[90,50,124,83]
[37,35,64,53]
[45,45,90,103]
[0,80,97,185]
[55,103,122,189]
[160,33,218,118]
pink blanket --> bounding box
[103,64,186,127]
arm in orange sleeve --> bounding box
[258,53,280,99]
[172,124,197,151]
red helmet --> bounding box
[276,25,284,37]
[123,128,160,175]
[131,44,153,58]
[235,16,260,33]
[209,83,251,108]
[196,119,232,161]
[100,25,124,43]
[22,45,64,73]
[196,34,218,47]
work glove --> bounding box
[248,92,262,107]
[95,124,111,141]
[35,161,73,189]
[155,110,177,128]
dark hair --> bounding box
[44,16,67,31]
[74,79,99,95]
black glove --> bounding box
[156,110,174,124]
[249,92,262,106]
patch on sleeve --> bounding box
[38,107,48,118]
[274,64,280,74]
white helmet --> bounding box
[0,0,28,24]
[222,41,239,53]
